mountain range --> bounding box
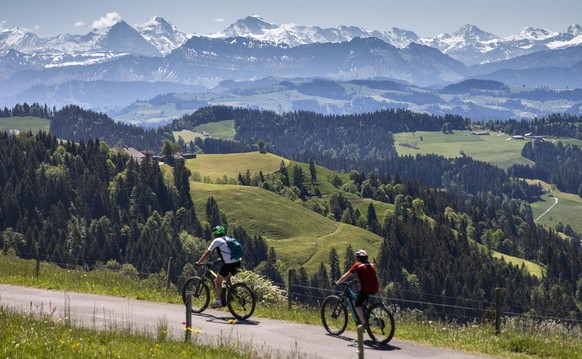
[1,15,582,120]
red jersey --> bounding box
[349,261,379,294]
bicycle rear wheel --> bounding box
[181,276,210,313]
[320,295,348,335]
[226,282,256,320]
[366,303,395,344]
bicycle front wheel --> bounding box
[320,295,348,335]
[182,276,210,313]
[366,303,395,344]
[226,283,256,320]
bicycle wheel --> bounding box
[226,282,256,320]
[181,276,210,313]
[366,302,395,344]
[320,295,348,335]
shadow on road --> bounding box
[325,334,400,352]
[193,312,259,326]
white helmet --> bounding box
[355,249,368,259]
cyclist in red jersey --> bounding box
[335,249,380,327]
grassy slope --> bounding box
[190,181,382,272]
[185,152,290,179]
[173,120,236,143]
[394,130,535,169]
[528,179,582,234]
[0,116,50,133]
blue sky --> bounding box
[2,0,580,38]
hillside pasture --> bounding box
[0,116,50,133]
[531,193,582,235]
[185,152,290,180]
[190,182,382,272]
[193,119,236,139]
[393,130,535,169]
[173,129,205,143]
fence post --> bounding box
[357,325,365,359]
[287,269,294,309]
[35,245,40,278]
[185,292,192,342]
[495,287,504,335]
[166,257,172,290]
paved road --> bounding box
[0,284,491,359]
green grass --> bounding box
[194,119,236,139]
[173,129,205,143]
[190,182,382,272]
[185,152,290,180]
[492,252,545,278]
[0,116,50,133]
[393,130,535,169]
[531,192,582,234]
[0,307,252,359]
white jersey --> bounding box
[208,236,238,264]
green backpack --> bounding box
[225,236,243,261]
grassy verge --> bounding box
[1,254,581,358]
[0,307,252,359]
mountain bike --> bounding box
[321,282,395,344]
[181,259,256,320]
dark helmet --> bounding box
[356,249,368,261]
[212,225,225,236]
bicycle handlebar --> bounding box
[195,258,223,267]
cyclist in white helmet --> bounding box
[335,249,379,327]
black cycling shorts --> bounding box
[218,261,241,277]
[355,291,369,307]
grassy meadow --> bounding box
[185,152,289,180]
[393,130,535,169]
[530,191,582,235]
[190,181,382,273]
[0,116,50,133]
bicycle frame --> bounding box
[341,283,368,326]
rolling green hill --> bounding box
[185,152,289,180]
[190,181,382,272]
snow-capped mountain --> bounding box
[2,14,582,113]
[211,15,419,48]
[212,16,582,66]
[0,19,161,61]
[419,24,582,65]
[135,16,191,55]
[2,14,581,68]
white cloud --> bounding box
[213,18,225,24]
[91,12,122,31]
[74,21,85,28]
[0,20,6,30]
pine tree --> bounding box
[329,248,341,282]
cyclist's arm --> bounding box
[335,271,353,286]
[195,249,212,265]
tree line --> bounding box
[0,102,53,119]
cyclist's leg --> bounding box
[213,262,240,307]
[212,273,226,307]
[354,291,369,326]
